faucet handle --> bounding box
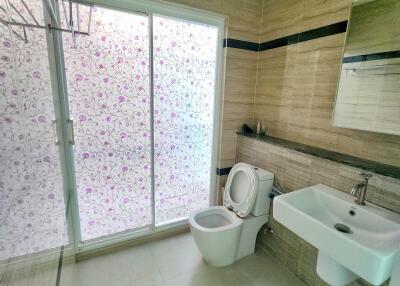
[350,185,359,196]
[360,172,373,180]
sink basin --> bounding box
[273,184,400,286]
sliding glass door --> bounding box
[153,16,218,225]
[55,3,221,244]
[60,6,221,244]
[0,0,68,260]
[61,6,152,241]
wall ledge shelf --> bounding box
[237,133,400,180]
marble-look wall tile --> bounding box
[237,135,397,286]
[259,0,303,43]
[222,0,264,43]
[259,0,350,43]
[301,0,350,34]
[219,48,258,168]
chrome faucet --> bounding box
[350,172,373,205]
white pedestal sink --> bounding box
[273,184,400,286]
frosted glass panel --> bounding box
[0,0,68,260]
[62,7,151,241]
[153,16,218,224]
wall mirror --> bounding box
[332,0,400,135]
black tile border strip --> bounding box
[223,38,259,51]
[237,133,400,180]
[297,21,348,43]
[343,50,400,63]
[259,34,299,51]
[216,167,232,176]
[223,21,348,52]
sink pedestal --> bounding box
[316,251,358,286]
[389,254,400,286]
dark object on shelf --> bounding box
[242,124,253,134]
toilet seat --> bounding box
[223,163,258,218]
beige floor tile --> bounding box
[2,266,58,286]
[147,233,204,281]
[4,232,307,286]
[60,243,163,286]
[0,252,60,286]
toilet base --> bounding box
[189,206,269,267]
[236,214,268,261]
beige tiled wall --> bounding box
[236,135,398,286]
[259,0,349,42]
[253,1,400,285]
[255,0,400,167]
[220,48,258,168]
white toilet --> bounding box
[189,162,274,267]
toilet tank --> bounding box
[251,167,274,216]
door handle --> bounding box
[52,119,60,145]
[68,119,75,145]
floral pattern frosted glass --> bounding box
[0,0,68,260]
[153,16,218,224]
[62,7,152,241]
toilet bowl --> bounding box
[189,162,274,267]
[190,206,243,267]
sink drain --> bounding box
[334,223,352,234]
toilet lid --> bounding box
[223,163,258,217]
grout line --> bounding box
[55,246,64,286]
[252,0,265,127]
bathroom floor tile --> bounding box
[3,232,307,286]
[147,233,204,281]
[61,243,163,286]
[0,262,58,286]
